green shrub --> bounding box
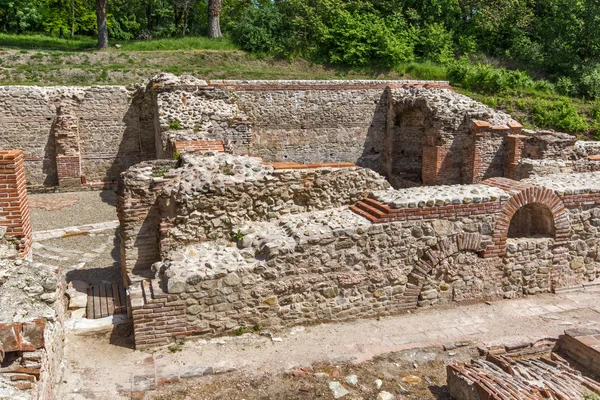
[169,120,181,130]
[531,99,588,132]
[533,79,555,94]
[318,10,415,67]
[590,101,600,121]
[579,67,600,99]
[556,76,576,96]
[416,23,454,64]
[230,4,285,55]
[448,60,536,93]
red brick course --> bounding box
[349,197,504,224]
[0,150,32,258]
[130,280,189,349]
[173,140,225,154]
[162,82,454,93]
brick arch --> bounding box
[403,233,485,308]
[482,182,570,258]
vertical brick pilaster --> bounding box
[504,123,525,180]
[422,144,448,186]
[0,150,32,259]
[468,121,491,184]
[53,107,82,187]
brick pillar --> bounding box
[504,123,525,180]
[422,145,447,186]
[468,121,491,184]
[0,150,32,259]
[54,106,82,187]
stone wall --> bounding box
[385,88,517,187]
[119,152,600,349]
[0,236,64,399]
[118,153,390,282]
[0,85,155,188]
[149,76,457,172]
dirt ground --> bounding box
[148,346,464,400]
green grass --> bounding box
[396,61,447,81]
[0,33,237,52]
[461,88,600,139]
[0,33,96,50]
[115,36,237,51]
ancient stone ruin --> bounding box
[1,74,600,397]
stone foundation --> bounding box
[118,152,600,349]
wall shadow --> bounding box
[356,90,389,176]
[98,86,157,206]
[41,117,59,186]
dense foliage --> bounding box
[2,0,600,98]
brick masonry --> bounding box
[557,328,600,376]
[0,150,32,258]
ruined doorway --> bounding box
[385,104,428,188]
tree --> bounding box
[96,0,108,48]
[208,0,222,38]
[174,0,197,36]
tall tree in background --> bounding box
[96,0,108,48]
[208,0,222,38]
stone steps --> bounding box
[349,199,393,223]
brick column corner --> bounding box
[53,107,82,187]
[422,145,448,186]
[0,150,32,259]
[504,122,525,180]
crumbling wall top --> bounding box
[372,184,510,209]
[524,171,600,194]
[388,87,517,129]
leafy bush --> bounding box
[416,23,454,64]
[556,77,576,96]
[533,79,555,93]
[531,99,588,132]
[230,4,285,55]
[448,60,535,93]
[579,67,600,99]
[318,10,415,67]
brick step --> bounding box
[355,201,388,219]
[362,198,392,213]
[348,205,380,223]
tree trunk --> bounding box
[146,1,153,32]
[182,10,188,37]
[71,0,75,36]
[208,0,222,38]
[96,0,109,49]
[59,27,64,39]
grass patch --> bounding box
[0,33,96,50]
[396,62,447,80]
[0,33,237,52]
[115,36,237,51]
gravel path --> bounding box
[29,190,117,232]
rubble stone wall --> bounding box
[158,153,390,250]
[152,79,415,170]
[121,158,600,348]
[0,85,155,187]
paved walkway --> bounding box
[32,220,119,241]
[59,289,600,399]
